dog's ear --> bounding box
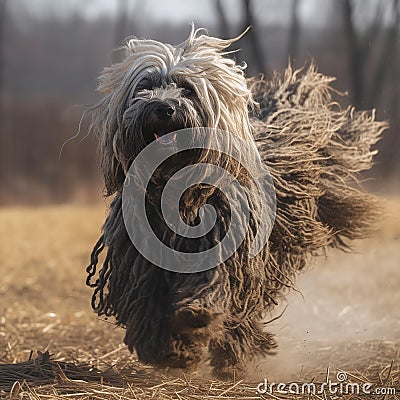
[97,62,128,96]
[89,89,128,196]
[92,109,127,196]
[96,38,141,96]
[102,151,126,196]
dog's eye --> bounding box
[182,86,194,96]
[136,78,154,92]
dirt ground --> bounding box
[0,198,399,398]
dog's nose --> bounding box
[154,104,175,120]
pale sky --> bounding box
[11,0,334,27]
[10,0,385,31]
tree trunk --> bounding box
[0,0,7,186]
[241,0,268,75]
[341,0,364,108]
[288,0,300,64]
[215,0,230,38]
[113,0,129,62]
[367,0,399,108]
[0,0,6,97]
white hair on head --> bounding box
[89,27,257,193]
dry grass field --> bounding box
[0,198,399,399]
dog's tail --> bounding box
[250,64,387,277]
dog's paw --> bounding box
[171,307,223,342]
[173,307,219,330]
[159,342,203,370]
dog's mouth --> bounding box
[145,118,185,146]
[154,129,177,146]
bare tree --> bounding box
[390,45,400,123]
[0,0,6,96]
[0,0,7,184]
[114,0,129,59]
[341,0,364,107]
[288,0,300,64]
[341,0,399,108]
[241,0,268,74]
[215,0,230,38]
[367,0,399,108]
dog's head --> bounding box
[90,27,255,195]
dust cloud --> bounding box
[253,222,400,381]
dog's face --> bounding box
[90,28,256,195]
[122,83,199,149]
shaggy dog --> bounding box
[86,28,385,379]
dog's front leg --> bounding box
[159,269,227,370]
